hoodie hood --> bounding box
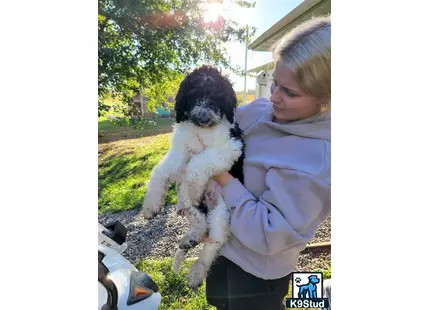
[259,101,331,142]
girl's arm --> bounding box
[214,168,330,255]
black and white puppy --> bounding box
[141,65,244,289]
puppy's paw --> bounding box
[141,207,155,220]
[188,261,207,290]
[141,205,158,220]
[173,249,186,274]
[178,234,200,250]
[176,208,186,217]
[141,194,164,219]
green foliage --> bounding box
[98,93,130,117]
[142,70,184,112]
[111,117,131,126]
[109,116,158,129]
[321,265,331,279]
[98,0,256,104]
[314,263,331,280]
[131,117,158,130]
[111,102,131,116]
[98,101,110,117]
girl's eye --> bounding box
[286,90,298,98]
[272,80,298,98]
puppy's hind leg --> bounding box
[178,206,208,250]
[187,199,231,290]
[173,248,188,274]
[174,206,207,274]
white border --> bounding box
[2,0,430,309]
[333,0,430,309]
[1,0,96,309]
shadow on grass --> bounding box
[98,153,153,188]
[98,151,177,214]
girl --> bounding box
[205,15,331,310]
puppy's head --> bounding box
[174,65,237,127]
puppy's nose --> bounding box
[199,114,210,123]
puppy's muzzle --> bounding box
[190,106,220,127]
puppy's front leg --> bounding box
[185,139,243,204]
[142,147,188,219]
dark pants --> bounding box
[206,256,291,310]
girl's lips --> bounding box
[273,104,285,111]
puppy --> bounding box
[141,65,244,289]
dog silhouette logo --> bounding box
[297,275,320,298]
[285,272,329,308]
[292,272,323,299]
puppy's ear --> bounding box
[175,75,189,123]
[223,79,238,124]
[225,101,235,124]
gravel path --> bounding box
[309,215,331,244]
[99,205,331,270]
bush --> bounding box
[111,117,130,126]
[112,102,130,116]
[109,116,157,130]
[98,101,110,117]
[315,265,331,280]
[131,117,157,129]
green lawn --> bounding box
[99,116,175,143]
[137,258,213,310]
[137,257,331,310]
[98,117,176,213]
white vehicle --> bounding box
[98,221,162,310]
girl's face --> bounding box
[270,61,321,122]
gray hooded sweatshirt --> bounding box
[219,97,331,279]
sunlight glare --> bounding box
[203,3,224,23]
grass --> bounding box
[136,257,331,310]
[99,116,175,143]
[98,117,176,214]
[136,258,214,310]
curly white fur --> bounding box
[141,119,243,289]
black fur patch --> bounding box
[174,65,237,126]
[229,123,245,184]
[194,200,209,216]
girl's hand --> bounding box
[213,171,234,188]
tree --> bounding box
[98,0,256,108]
[142,69,184,112]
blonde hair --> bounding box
[273,15,331,109]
